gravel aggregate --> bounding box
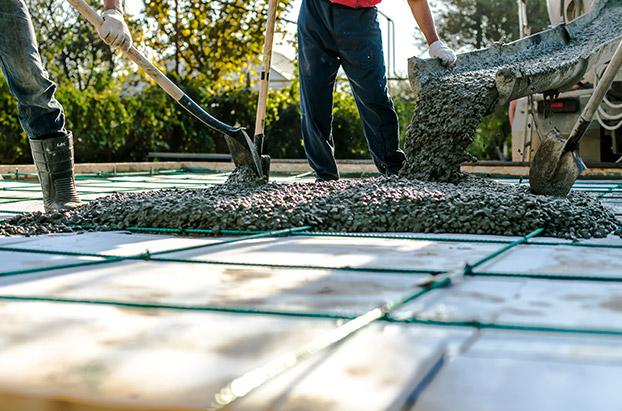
[1,176,618,239]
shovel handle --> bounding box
[566,39,622,150]
[67,0,184,101]
[66,0,241,135]
[253,0,279,152]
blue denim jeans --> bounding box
[298,0,405,180]
[0,0,67,140]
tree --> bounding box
[437,0,550,50]
[25,0,118,90]
[140,0,293,89]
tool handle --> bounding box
[253,0,279,151]
[66,0,240,135]
[67,0,184,101]
[566,39,622,150]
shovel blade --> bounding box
[260,155,271,179]
[529,133,584,196]
[224,129,266,180]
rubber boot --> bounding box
[29,133,81,213]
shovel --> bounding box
[253,0,280,179]
[67,0,265,178]
[530,39,622,196]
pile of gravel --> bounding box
[400,1,622,182]
[2,177,619,239]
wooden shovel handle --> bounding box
[67,0,184,101]
[67,0,247,138]
[566,39,622,150]
[253,0,280,144]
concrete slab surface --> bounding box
[0,170,620,410]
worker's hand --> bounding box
[429,41,457,67]
[98,9,132,52]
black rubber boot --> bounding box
[29,133,81,213]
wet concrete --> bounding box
[401,0,622,182]
[400,72,492,182]
[226,165,268,186]
[1,176,618,239]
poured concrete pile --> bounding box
[401,72,491,181]
[1,177,618,239]
[401,0,622,182]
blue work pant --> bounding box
[0,0,67,140]
[298,0,405,180]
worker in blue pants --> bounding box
[298,0,456,181]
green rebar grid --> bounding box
[5,226,622,409]
[1,224,621,282]
[0,174,621,408]
[0,226,312,278]
[1,226,621,339]
[0,172,621,339]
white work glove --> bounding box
[429,40,457,67]
[98,9,133,52]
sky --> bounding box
[126,0,431,77]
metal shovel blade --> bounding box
[260,155,271,179]
[529,131,586,196]
[224,129,265,179]
[530,38,622,196]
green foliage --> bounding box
[56,84,191,163]
[331,90,367,159]
[0,79,29,164]
[140,0,293,90]
[203,81,373,160]
[390,82,418,146]
[468,106,512,160]
[259,84,305,159]
[0,73,211,164]
[0,73,370,164]
[26,0,117,90]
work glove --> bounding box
[98,9,133,52]
[429,40,457,67]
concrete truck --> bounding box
[511,0,622,163]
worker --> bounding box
[0,0,132,212]
[298,0,456,181]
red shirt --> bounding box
[329,0,382,8]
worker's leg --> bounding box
[334,6,405,175]
[0,0,66,139]
[298,0,341,181]
[0,0,80,212]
